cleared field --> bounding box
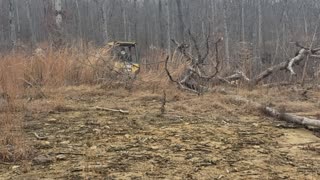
[1,85,319,179]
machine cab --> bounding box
[108,41,140,74]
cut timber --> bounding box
[232,96,320,128]
[94,107,129,114]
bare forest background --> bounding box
[1,0,320,79]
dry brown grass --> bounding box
[0,42,237,163]
[0,45,117,162]
[0,45,188,162]
[0,113,31,162]
[137,50,188,92]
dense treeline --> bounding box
[0,0,320,69]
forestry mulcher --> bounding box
[108,41,140,76]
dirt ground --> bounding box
[1,85,320,180]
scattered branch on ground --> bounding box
[94,106,129,114]
[33,132,48,140]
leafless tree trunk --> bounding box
[210,0,216,35]
[54,0,62,29]
[26,0,36,48]
[75,0,83,41]
[303,3,308,37]
[241,0,245,42]
[122,2,127,41]
[9,0,17,49]
[14,0,20,36]
[158,0,165,49]
[301,14,320,85]
[102,1,109,43]
[166,0,171,54]
[175,0,184,42]
[202,22,206,41]
[223,1,230,67]
[258,0,263,63]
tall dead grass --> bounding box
[0,45,186,162]
[0,45,117,162]
[0,45,188,162]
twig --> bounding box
[20,76,46,98]
[160,90,166,115]
[55,152,85,156]
[164,56,178,83]
[33,132,48,140]
[94,106,129,114]
[0,161,14,165]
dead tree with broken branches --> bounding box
[248,42,320,86]
[165,30,224,94]
[216,42,320,87]
[165,28,320,93]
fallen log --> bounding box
[262,107,320,127]
[232,96,320,128]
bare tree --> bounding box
[158,0,165,49]
[258,0,263,63]
[26,0,36,48]
[9,0,17,49]
[175,0,185,42]
[166,0,171,54]
[54,0,63,29]
[75,0,83,41]
[122,1,128,41]
[241,0,245,42]
[102,1,109,43]
[14,0,20,36]
[223,1,230,67]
